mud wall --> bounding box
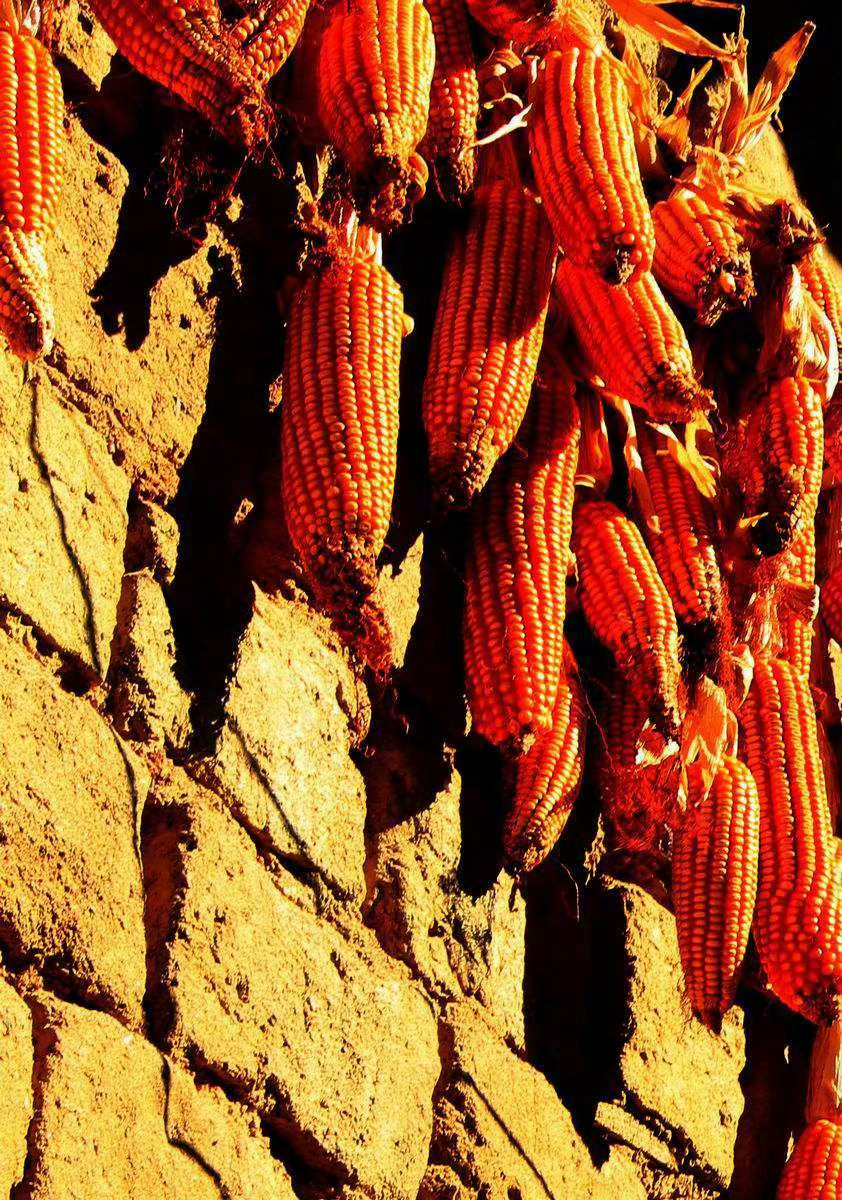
[0,4,832,1197]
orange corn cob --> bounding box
[778,525,817,679]
[742,377,823,558]
[87,0,261,143]
[503,643,586,873]
[554,259,713,421]
[822,566,842,646]
[827,402,842,483]
[572,499,683,735]
[672,755,760,1030]
[636,423,725,656]
[317,0,435,230]
[281,249,404,672]
[228,0,312,85]
[0,8,64,360]
[422,180,556,508]
[740,656,842,1022]
[463,358,580,752]
[652,186,754,325]
[800,245,842,388]
[777,1118,842,1200]
[418,0,479,203]
[529,42,655,284]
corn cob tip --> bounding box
[351,153,428,232]
[696,255,756,326]
[605,237,648,287]
[0,229,56,361]
[652,366,715,423]
[309,542,395,677]
[502,823,548,876]
[431,447,494,513]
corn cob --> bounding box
[652,186,754,325]
[573,499,683,735]
[777,1118,842,1200]
[281,249,404,672]
[463,358,580,752]
[822,566,842,647]
[740,656,842,1023]
[87,0,261,143]
[827,404,842,483]
[317,0,435,231]
[636,423,725,658]
[422,180,556,509]
[742,377,823,558]
[503,642,586,873]
[418,0,478,203]
[672,755,760,1030]
[529,42,655,285]
[799,246,842,382]
[0,8,64,359]
[228,0,312,86]
[778,525,817,679]
[554,259,713,421]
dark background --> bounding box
[673,0,841,255]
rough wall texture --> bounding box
[0,4,828,1198]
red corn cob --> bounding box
[463,357,580,752]
[422,180,557,508]
[554,259,713,421]
[672,755,760,1030]
[572,499,683,735]
[636,422,725,657]
[822,566,842,647]
[228,0,312,86]
[418,0,479,203]
[827,403,842,483]
[778,525,817,679]
[281,247,405,672]
[800,244,842,389]
[741,376,823,558]
[652,186,754,325]
[503,642,586,873]
[529,41,655,285]
[317,0,435,230]
[0,6,64,359]
[777,1118,842,1200]
[740,656,842,1023]
[87,0,263,143]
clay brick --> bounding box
[194,587,368,900]
[107,569,191,747]
[143,795,439,1198]
[0,362,129,678]
[0,630,147,1023]
[427,1001,647,1200]
[0,977,33,1196]
[591,880,746,1187]
[366,734,526,1046]
[18,991,296,1200]
[161,1061,298,1200]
